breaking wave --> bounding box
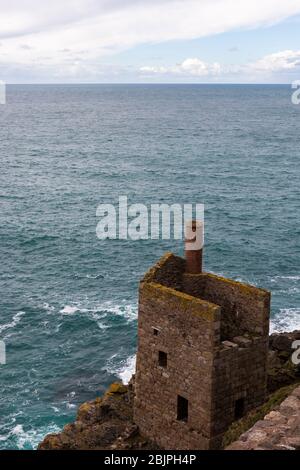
[103,354,136,384]
[57,301,137,329]
[0,311,25,335]
[0,423,61,450]
[270,308,300,333]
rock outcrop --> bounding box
[38,381,157,450]
[38,331,300,451]
[268,330,300,392]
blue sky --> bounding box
[1,0,300,83]
[115,17,300,72]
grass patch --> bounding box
[222,382,300,448]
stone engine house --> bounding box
[134,225,271,449]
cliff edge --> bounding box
[38,331,300,450]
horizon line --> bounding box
[4,82,292,86]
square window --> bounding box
[234,398,245,420]
[158,350,167,367]
[177,395,188,421]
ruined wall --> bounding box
[142,252,184,291]
[203,274,270,340]
[211,336,268,440]
[134,281,221,450]
[134,253,270,450]
[182,273,270,341]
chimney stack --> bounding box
[185,220,204,274]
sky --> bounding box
[1,0,300,83]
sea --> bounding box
[0,84,299,449]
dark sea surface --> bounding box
[0,84,299,448]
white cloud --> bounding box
[140,58,221,77]
[140,50,300,81]
[251,50,300,72]
[0,0,300,81]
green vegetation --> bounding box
[222,383,300,448]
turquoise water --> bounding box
[0,84,299,449]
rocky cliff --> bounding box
[38,331,300,450]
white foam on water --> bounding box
[269,275,300,286]
[91,301,138,323]
[58,301,137,323]
[103,354,136,384]
[3,423,61,450]
[66,403,76,410]
[60,305,79,315]
[0,311,25,334]
[117,355,136,384]
[85,273,104,279]
[288,287,300,293]
[270,308,300,333]
[266,274,300,294]
[276,287,300,294]
[85,310,109,330]
[235,277,257,286]
[11,424,24,436]
[42,303,55,312]
[270,275,300,282]
[116,304,137,322]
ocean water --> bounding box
[0,84,299,449]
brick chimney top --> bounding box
[184,220,204,274]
